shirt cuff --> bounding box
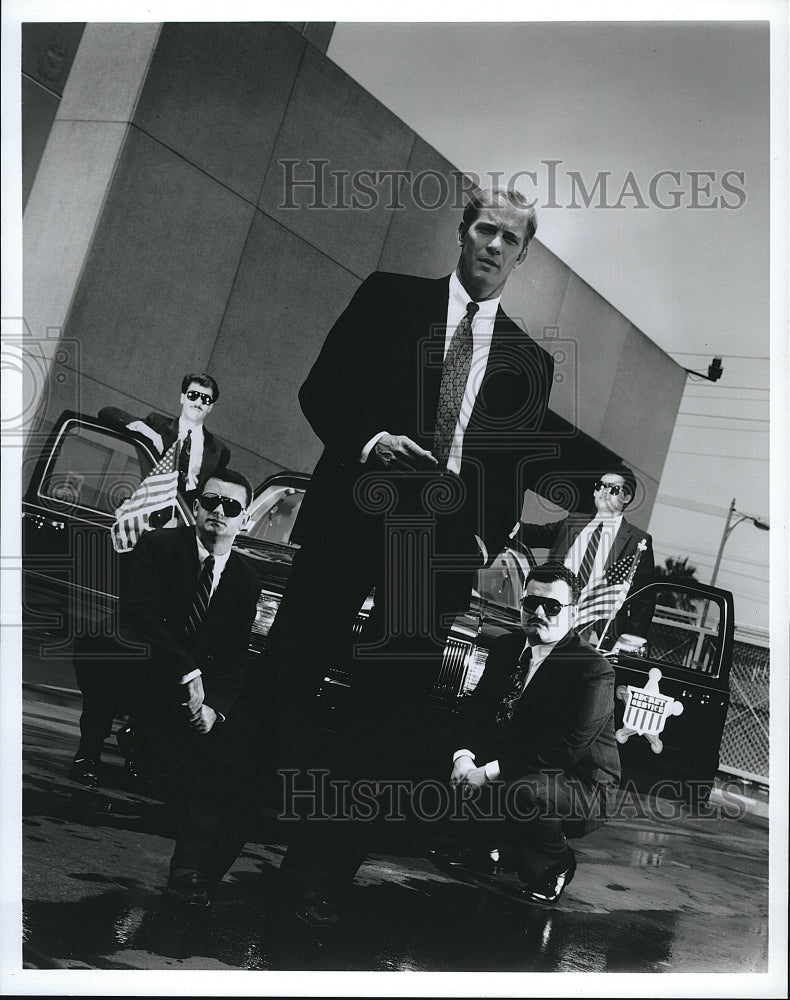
[453,749,476,763]
[360,431,388,463]
[180,669,202,685]
[484,760,500,781]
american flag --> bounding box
[110,440,180,553]
[575,552,635,631]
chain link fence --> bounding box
[719,626,770,783]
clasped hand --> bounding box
[372,433,438,471]
[450,756,487,791]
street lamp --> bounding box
[700,498,769,631]
[709,498,770,589]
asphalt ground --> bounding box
[4,648,785,997]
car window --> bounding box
[616,585,725,678]
[474,545,531,612]
[242,485,303,545]
[38,420,185,521]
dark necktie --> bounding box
[178,429,192,491]
[433,301,480,468]
[578,522,603,588]
[185,555,214,637]
[495,646,533,734]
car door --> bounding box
[22,411,191,650]
[610,582,734,799]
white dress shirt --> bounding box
[565,514,624,587]
[360,272,503,472]
[453,638,555,780]
[179,535,232,686]
[177,418,205,490]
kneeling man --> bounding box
[451,563,620,904]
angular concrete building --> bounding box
[22,21,687,529]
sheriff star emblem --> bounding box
[615,667,684,754]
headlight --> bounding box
[251,589,282,638]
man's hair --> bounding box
[601,465,637,505]
[525,562,582,605]
[201,468,253,509]
[182,372,220,403]
[462,188,538,248]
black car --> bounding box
[22,411,734,798]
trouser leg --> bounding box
[505,771,596,883]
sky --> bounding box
[327,16,782,631]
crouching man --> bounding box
[450,563,620,904]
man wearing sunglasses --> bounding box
[518,466,655,641]
[100,372,230,503]
[450,563,620,905]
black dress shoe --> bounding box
[165,868,211,906]
[445,847,501,875]
[522,852,577,905]
[69,756,101,787]
[293,890,339,929]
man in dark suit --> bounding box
[268,188,555,925]
[518,466,655,641]
[69,472,259,820]
[451,563,620,904]
[100,373,230,503]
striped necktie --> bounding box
[578,522,603,588]
[433,301,479,468]
[185,555,214,637]
[495,646,533,733]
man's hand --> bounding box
[181,674,204,716]
[126,420,164,454]
[460,766,488,789]
[188,704,217,734]
[450,754,476,786]
[372,433,438,471]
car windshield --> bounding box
[242,485,303,545]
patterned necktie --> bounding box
[495,646,533,733]
[578,522,603,588]
[185,555,214,637]
[178,429,192,491]
[433,301,480,468]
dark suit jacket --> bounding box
[118,525,259,719]
[293,271,555,561]
[99,406,230,491]
[520,513,655,636]
[456,628,620,788]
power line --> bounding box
[683,384,769,392]
[668,451,768,461]
[670,352,770,360]
[653,543,769,569]
[675,423,768,433]
[655,495,769,523]
[677,412,769,423]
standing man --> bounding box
[269,188,555,924]
[451,563,620,905]
[519,466,655,640]
[69,471,259,801]
[100,373,230,503]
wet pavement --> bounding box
[14,666,779,990]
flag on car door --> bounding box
[110,440,180,552]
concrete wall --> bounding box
[23,21,686,531]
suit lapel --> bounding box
[608,518,634,566]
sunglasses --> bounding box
[198,493,245,518]
[185,390,214,405]
[593,480,623,496]
[521,595,574,618]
